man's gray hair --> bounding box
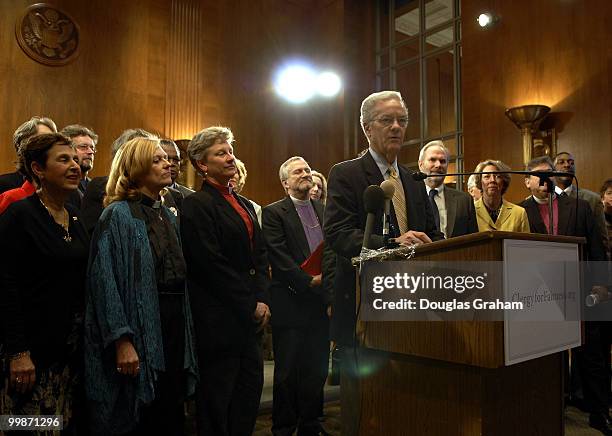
[360,90,407,136]
[61,124,99,145]
[525,155,554,172]
[188,126,234,175]
[467,174,478,190]
[111,128,156,157]
[279,156,307,182]
[418,140,450,162]
[13,116,57,152]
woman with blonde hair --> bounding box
[84,137,198,435]
[310,170,328,204]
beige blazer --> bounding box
[474,198,531,233]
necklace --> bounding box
[39,197,72,242]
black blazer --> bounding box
[520,195,606,261]
[443,186,478,238]
[181,182,270,357]
[262,196,329,327]
[323,151,444,344]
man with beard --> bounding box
[262,156,331,436]
[554,152,608,255]
[417,140,477,238]
[61,124,99,206]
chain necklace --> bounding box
[39,197,72,242]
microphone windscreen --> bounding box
[380,180,395,199]
[412,171,428,181]
[363,185,385,214]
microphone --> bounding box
[412,171,429,181]
[585,287,612,307]
[380,180,395,241]
[362,185,385,250]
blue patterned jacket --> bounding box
[84,200,198,435]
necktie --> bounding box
[428,188,440,231]
[388,167,408,234]
[559,191,568,198]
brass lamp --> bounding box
[504,105,551,164]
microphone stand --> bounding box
[539,175,555,235]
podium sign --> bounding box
[503,239,581,365]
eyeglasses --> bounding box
[76,144,97,153]
[372,115,409,128]
[167,157,181,165]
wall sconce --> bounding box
[174,139,198,190]
[504,105,555,164]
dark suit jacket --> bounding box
[443,186,478,238]
[181,182,270,357]
[519,195,606,261]
[175,183,195,198]
[262,197,330,327]
[324,151,444,344]
[0,171,24,194]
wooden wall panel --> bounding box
[165,0,207,140]
[0,0,375,207]
[462,0,612,202]
[0,0,170,177]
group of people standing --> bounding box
[0,119,332,436]
[0,88,609,436]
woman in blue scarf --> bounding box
[85,137,197,435]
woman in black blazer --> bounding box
[181,126,271,436]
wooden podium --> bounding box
[343,231,584,436]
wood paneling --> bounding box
[0,0,372,207]
[0,0,170,178]
[462,0,612,202]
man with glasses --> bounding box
[324,90,443,347]
[61,124,98,201]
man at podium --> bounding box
[324,90,443,347]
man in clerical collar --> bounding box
[262,156,331,436]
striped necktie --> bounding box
[388,167,408,234]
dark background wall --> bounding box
[1,0,609,206]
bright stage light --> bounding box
[316,71,341,97]
[274,64,317,104]
[477,13,493,28]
